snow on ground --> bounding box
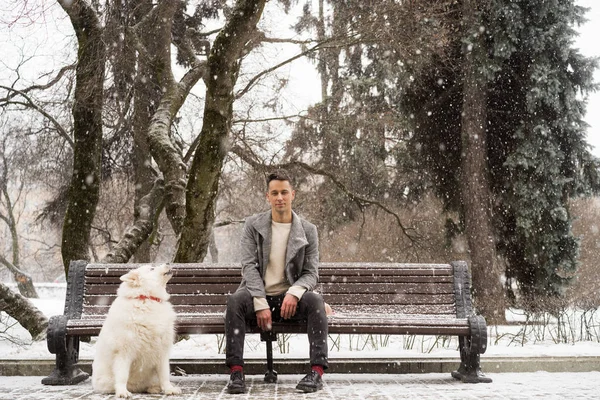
[3,372,600,400]
[3,285,600,399]
[3,284,600,361]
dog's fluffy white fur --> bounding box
[91,264,181,398]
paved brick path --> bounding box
[1,372,599,400]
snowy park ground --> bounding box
[2,284,600,399]
[2,372,600,399]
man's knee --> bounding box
[227,289,252,311]
[300,291,325,310]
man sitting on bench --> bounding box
[225,169,329,394]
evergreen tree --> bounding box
[403,0,600,308]
[286,0,450,231]
[489,0,599,304]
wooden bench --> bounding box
[42,260,490,385]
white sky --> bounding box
[576,0,600,156]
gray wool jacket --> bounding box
[236,210,320,299]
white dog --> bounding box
[91,264,181,398]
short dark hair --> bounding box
[266,169,293,190]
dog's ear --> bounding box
[120,270,142,286]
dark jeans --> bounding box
[225,290,328,369]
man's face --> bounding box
[266,179,295,215]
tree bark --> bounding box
[0,282,47,341]
[0,160,38,298]
[134,0,206,237]
[175,0,267,262]
[59,0,105,275]
[460,0,505,323]
[74,2,208,264]
[102,179,165,263]
[130,0,164,262]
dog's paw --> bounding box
[147,386,162,394]
[115,389,132,398]
[164,385,182,395]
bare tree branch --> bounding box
[235,39,326,100]
[129,0,207,236]
[0,86,73,148]
[0,281,47,341]
[231,144,421,242]
[235,36,360,100]
[213,219,245,228]
[232,113,308,124]
[102,179,165,263]
[261,36,317,44]
[0,64,76,101]
[0,253,39,298]
[175,0,268,263]
[0,253,26,277]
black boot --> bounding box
[296,370,323,393]
[226,370,246,394]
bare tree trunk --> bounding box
[0,160,38,297]
[460,0,505,324]
[131,0,164,262]
[175,0,267,262]
[135,0,205,237]
[317,0,344,166]
[208,229,218,263]
[59,0,105,275]
[0,282,47,341]
[83,1,208,264]
[105,0,156,263]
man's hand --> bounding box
[281,293,299,319]
[256,309,272,331]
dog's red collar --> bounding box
[133,295,162,303]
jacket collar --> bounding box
[252,210,309,264]
[286,212,309,264]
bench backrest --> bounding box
[67,261,473,321]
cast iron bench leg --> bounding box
[451,315,492,383]
[41,315,89,385]
[261,331,278,383]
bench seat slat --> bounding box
[319,268,452,277]
[320,283,454,294]
[82,292,456,306]
[81,304,228,315]
[84,276,244,284]
[85,269,242,278]
[86,283,455,296]
[85,283,241,295]
[85,275,453,285]
[84,264,452,277]
[80,303,456,317]
[67,313,469,336]
[323,304,457,314]
[320,276,453,283]
[85,262,452,270]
